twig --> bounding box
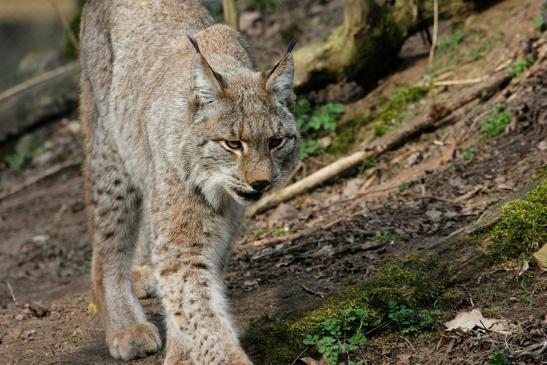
[400,336,417,353]
[283,161,305,187]
[430,77,488,87]
[0,159,82,202]
[461,286,475,307]
[290,345,310,365]
[300,284,325,298]
[428,0,439,65]
[5,281,20,307]
[49,0,79,56]
[410,193,457,204]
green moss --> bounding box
[488,180,547,260]
[328,115,373,155]
[527,180,547,205]
[242,253,448,364]
[379,86,429,124]
[369,85,428,138]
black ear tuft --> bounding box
[286,39,297,53]
[187,35,201,53]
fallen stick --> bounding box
[0,159,82,202]
[247,71,510,216]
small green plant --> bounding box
[387,300,440,334]
[437,30,464,50]
[298,101,344,134]
[507,55,536,78]
[480,108,512,140]
[253,227,265,237]
[533,15,545,31]
[399,182,409,192]
[154,347,165,360]
[299,140,324,160]
[462,148,477,160]
[271,226,286,236]
[296,100,344,159]
[357,159,375,173]
[303,307,369,365]
[373,121,392,137]
[375,231,401,242]
[3,134,45,170]
[487,351,508,365]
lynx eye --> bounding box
[269,137,284,149]
[224,140,242,150]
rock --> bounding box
[31,235,50,244]
[538,140,547,151]
[270,203,300,224]
[532,244,547,271]
[426,209,442,221]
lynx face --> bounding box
[181,42,299,207]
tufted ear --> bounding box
[187,35,225,107]
[264,40,296,107]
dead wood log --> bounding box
[293,0,482,91]
[0,63,80,143]
[247,71,510,216]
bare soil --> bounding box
[0,0,546,364]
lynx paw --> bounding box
[108,322,161,360]
[132,265,156,298]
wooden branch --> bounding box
[222,0,239,30]
[247,71,510,216]
[429,0,439,65]
[0,63,80,142]
[0,159,81,202]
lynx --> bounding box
[79,1,298,364]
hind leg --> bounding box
[86,130,161,360]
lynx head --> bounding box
[182,37,299,208]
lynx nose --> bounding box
[250,180,271,193]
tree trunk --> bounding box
[293,0,481,92]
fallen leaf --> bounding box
[444,308,513,335]
[87,303,97,316]
[533,244,547,271]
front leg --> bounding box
[150,181,251,365]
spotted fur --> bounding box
[80,0,298,364]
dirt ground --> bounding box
[0,0,546,364]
